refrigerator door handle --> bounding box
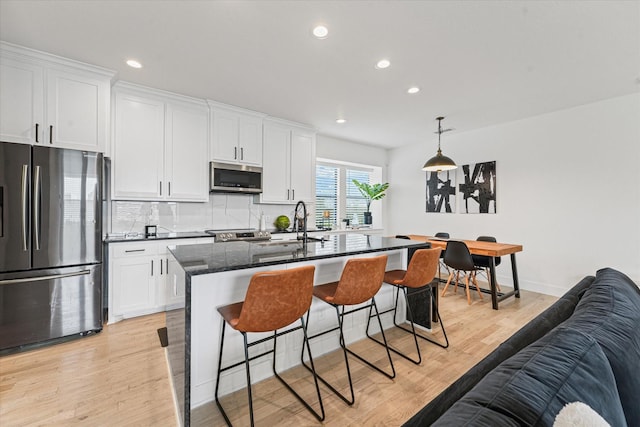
[21,164,29,251]
[34,165,41,251]
[0,269,91,286]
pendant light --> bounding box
[422,116,457,172]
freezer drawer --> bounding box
[0,264,102,353]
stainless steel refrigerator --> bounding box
[0,142,103,354]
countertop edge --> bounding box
[173,239,430,277]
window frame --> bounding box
[315,158,383,229]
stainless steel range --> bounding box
[205,229,271,243]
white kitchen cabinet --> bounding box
[111,82,209,202]
[209,102,264,166]
[109,241,159,321]
[260,120,316,204]
[165,102,209,201]
[0,42,113,151]
[108,237,214,323]
[112,91,165,199]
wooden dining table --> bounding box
[407,235,523,310]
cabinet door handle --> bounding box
[292,189,295,200]
[125,249,145,253]
[234,147,237,160]
[240,147,244,160]
[168,182,171,196]
[159,181,162,196]
[287,189,290,200]
[35,123,39,143]
[151,259,154,276]
[160,259,163,275]
[49,125,53,144]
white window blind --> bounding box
[346,169,369,225]
[315,164,338,228]
[315,161,376,228]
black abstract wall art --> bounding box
[458,161,496,214]
[426,170,456,213]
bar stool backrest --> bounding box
[330,255,388,306]
[443,241,475,271]
[400,248,441,288]
[235,265,316,333]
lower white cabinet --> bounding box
[108,237,213,323]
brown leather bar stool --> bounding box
[441,240,484,305]
[301,255,394,406]
[370,248,449,365]
[215,265,324,426]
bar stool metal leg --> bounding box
[301,297,396,406]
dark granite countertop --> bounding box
[168,234,430,276]
[104,231,212,243]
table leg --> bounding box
[511,253,520,298]
[489,259,499,310]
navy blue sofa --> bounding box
[403,268,640,426]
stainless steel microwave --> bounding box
[209,162,263,194]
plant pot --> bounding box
[363,211,373,225]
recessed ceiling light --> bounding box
[375,59,390,69]
[126,59,142,69]
[312,25,329,39]
[336,118,346,124]
[407,87,420,94]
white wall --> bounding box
[387,93,640,295]
[316,134,390,229]
[316,134,388,167]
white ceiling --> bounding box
[1,0,638,149]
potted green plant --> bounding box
[352,180,389,225]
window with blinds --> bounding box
[346,169,369,225]
[315,162,375,228]
[315,164,338,229]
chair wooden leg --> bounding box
[486,268,502,291]
[454,271,461,294]
[441,272,455,296]
[464,273,472,305]
[472,272,483,300]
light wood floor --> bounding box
[0,283,557,426]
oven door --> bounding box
[209,162,262,193]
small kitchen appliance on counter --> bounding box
[145,225,157,237]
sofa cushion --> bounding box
[431,327,627,427]
[562,267,640,426]
[403,275,595,427]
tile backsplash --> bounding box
[109,194,312,234]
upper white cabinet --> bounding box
[165,102,209,200]
[0,42,113,151]
[111,82,209,202]
[260,119,316,204]
[208,102,264,166]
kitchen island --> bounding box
[165,234,430,426]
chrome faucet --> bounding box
[294,200,308,243]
